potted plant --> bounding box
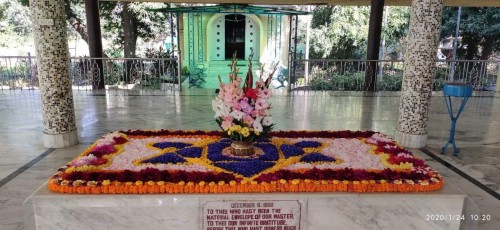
[212,49,278,156]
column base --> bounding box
[395,130,427,148]
[43,130,79,148]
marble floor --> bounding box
[0,88,498,229]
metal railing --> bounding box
[0,56,180,91]
[290,59,499,91]
[1,56,498,92]
[0,56,37,90]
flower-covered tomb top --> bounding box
[48,130,443,194]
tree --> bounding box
[309,5,410,60]
[98,1,170,84]
[441,7,500,60]
[0,2,5,20]
[19,0,170,58]
[99,1,170,58]
[0,0,33,48]
[310,6,371,59]
[19,0,89,44]
[382,6,410,59]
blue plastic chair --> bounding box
[188,64,207,88]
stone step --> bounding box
[192,61,262,89]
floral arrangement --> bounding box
[212,50,277,142]
[47,130,444,194]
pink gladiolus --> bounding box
[239,99,250,110]
[218,89,225,99]
[254,99,269,110]
[243,105,254,115]
[221,116,233,131]
[256,79,265,88]
[233,77,242,86]
[232,103,241,111]
[243,115,255,126]
[251,109,260,117]
[223,93,233,104]
[223,83,232,90]
[258,88,271,99]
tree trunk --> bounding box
[480,36,494,60]
[64,0,108,58]
[122,2,137,58]
[122,2,138,83]
[65,0,89,43]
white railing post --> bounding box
[496,63,500,92]
[287,52,292,92]
[177,56,182,92]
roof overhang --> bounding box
[102,0,500,7]
[148,4,309,15]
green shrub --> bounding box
[309,66,365,91]
[376,72,403,91]
[309,66,451,92]
[182,66,190,75]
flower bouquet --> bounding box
[212,49,278,156]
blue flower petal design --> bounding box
[214,161,275,177]
[177,147,203,158]
[142,153,186,164]
[254,137,271,143]
[281,144,304,158]
[208,142,279,162]
[300,153,336,163]
[294,141,322,148]
[255,143,279,161]
[153,142,192,149]
[207,142,232,162]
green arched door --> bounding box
[210,16,225,61]
[210,14,259,61]
[245,16,259,59]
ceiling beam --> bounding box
[100,0,500,7]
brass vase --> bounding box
[230,141,255,156]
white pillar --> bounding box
[304,15,312,85]
[30,0,78,148]
[395,0,444,148]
